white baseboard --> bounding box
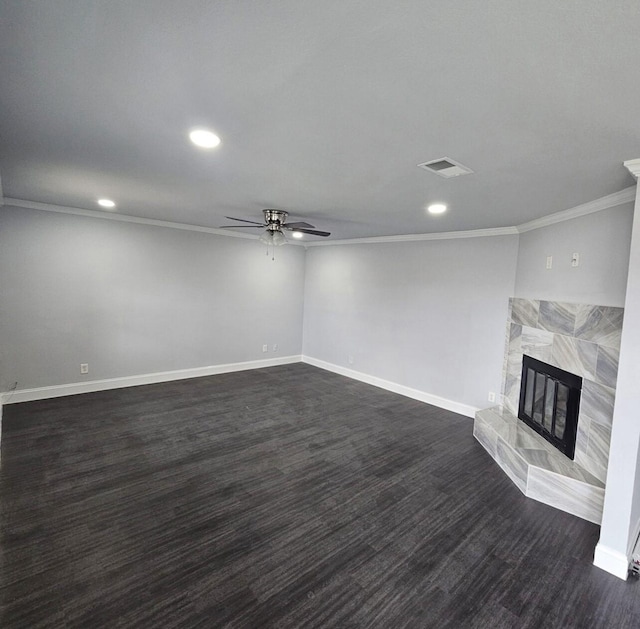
[301,355,478,418]
[0,355,302,405]
[593,543,629,580]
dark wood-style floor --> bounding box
[1,363,638,628]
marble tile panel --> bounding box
[473,421,497,458]
[496,437,528,494]
[527,468,603,524]
[538,301,578,336]
[574,305,624,349]
[501,323,510,386]
[520,326,553,362]
[595,345,620,389]
[508,323,523,353]
[580,379,616,428]
[574,449,590,477]
[510,298,539,327]
[476,407,601,484]
[476,407,511,442]
[587,422,612,484]
[550,335,597,381]
[503,385,520,417]
[575,416,590,463]
[509,426,545,452]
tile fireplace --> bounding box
[473,298,623,523]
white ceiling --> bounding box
[1,1,639,240]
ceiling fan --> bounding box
[220,209,330,245]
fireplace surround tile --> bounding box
[580,380,615,428]
[587,422,612,478]
[575,416,590,463]
[574,305,624,349]
[595,345,620,389]
[510,298,539,327]
[538,300,578,336]
[550,335,598,381]
[508,323,523,352]
[520,326,553,362]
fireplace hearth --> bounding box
[518,355,582,460]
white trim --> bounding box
[516,187,636,233]
[624,159,640,180]
[1,356,302,404]
[4,198,261,240]
[2,198,309,246]
[593,543,629,580]
[304,226,518,247]
[301,355,477,418]
[4,185,635,246]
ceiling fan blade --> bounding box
[284,221,315,229]
[224,216,265,225]
[284,227,331,237]
[219,225,265,229]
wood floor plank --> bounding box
[1,363,639,628]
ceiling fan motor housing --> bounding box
[263,209,288,229]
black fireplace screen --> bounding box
[518,355,582,459]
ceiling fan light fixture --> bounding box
[259,229,287,246]
[291,231,303,239]
[271,230,287,246]
[259,231,274,246]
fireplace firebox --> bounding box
[518,355,582,460]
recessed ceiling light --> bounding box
[291,231,304,239]
[189,128,221,149]
[97,198,116,209]
[427,203,447,215]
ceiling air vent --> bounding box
[417,157,474,178]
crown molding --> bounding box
[624,159,640,180]
[4,183,636,247]
[2,197,312,246]
[305,226,518,247]
[516,186,636,234]
[3,197,265,241]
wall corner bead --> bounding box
[623,159,640,180]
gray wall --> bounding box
[0,206,306,391]
[514,203,634,307]
[302,236,519,410]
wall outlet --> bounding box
[571,252,580,267]
[488,391,496,403]
[80,363,89,374]
[546,255,553,270]
[272,344,278,352]
[348,355,354,365]
[262,344,268,353]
